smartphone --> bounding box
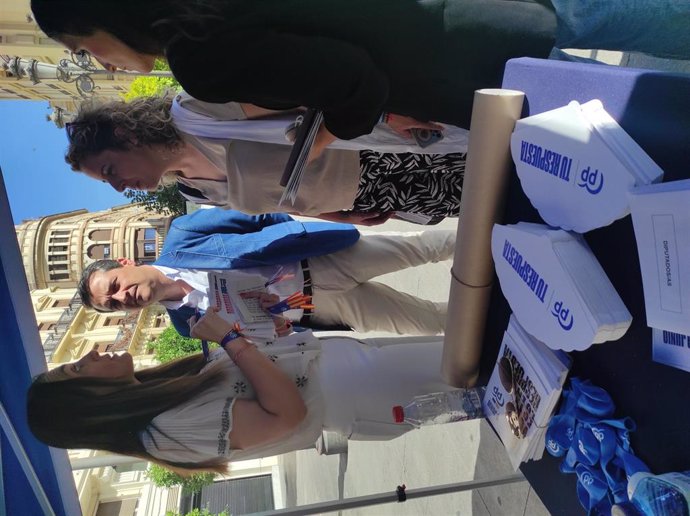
[411,128,444,148]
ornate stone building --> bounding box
[15,203,173,365]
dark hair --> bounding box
[65,95,181,173]
[28,354,230,473]
[31,0,224,56]
[78,259,122,310]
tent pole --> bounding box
[250,473,525,516]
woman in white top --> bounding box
[63,94,467,226]
[28,308,459,472]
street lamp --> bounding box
[2,50,173,99]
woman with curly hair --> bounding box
[65,93,467,224]
[28,308,465,471]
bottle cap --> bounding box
[392,406,404,423]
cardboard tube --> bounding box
[442,89,525,387]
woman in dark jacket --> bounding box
[31,0,689,141]
[32,0,556,141]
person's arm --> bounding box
[189,309,306,450]
[238,103,298,119]
[167,29,389,140]
[170,209,294,236]
[308,210,394,226]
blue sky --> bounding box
[0,100,127,224]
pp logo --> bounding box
[578,440,588,457]
[547,439,561,454]
[580,471,595,487]
[578,166,604,195]
[491,385,505,407]
[551,300,574,331]
[591,427,605,442]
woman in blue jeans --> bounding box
[31,0,690,149]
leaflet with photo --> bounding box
[207,271,276,342]
[483,316,570,469]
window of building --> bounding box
[104,317,124,327]
[92,342,115,353]
[89,229,112,241]
[50,236,69,244]
[49,263,68,272]
[88,244,111,260]
[49,245,68,253]
[49,273,70,281]
[52,298,70,308]
[38,322,57,332]
[135,228,158,262]
[95,498,138,516]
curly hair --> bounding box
[65,94,183,172]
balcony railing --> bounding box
[42,291,82,361]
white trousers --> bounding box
[307,230,455,335]
[317,336,455,440]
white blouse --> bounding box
[140,331,326,464]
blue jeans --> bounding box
[551,0,690,60]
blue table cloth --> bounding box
[480,58,690,515]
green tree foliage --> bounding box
[122,59,186,217]
[147,464,216,495]
[122,59,180,102]
[124,184,187,217]
[165,509,229,516]
[148,326,210,363]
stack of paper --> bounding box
[483,315,571,470]
[652,328,690,374]
[207,271,277,343]
[492,222,631,351]
[629,180,690,335]
[511,100,664,233]
[279,108,323,207]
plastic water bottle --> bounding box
[627,470,690,516]
[392,387,486,427]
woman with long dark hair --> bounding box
[28,309,461,471]
[30,0,690,145]
[30,0,558,146]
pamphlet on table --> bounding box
[651,328,690,373]
[483,315,571,470]
[511,100,663,233]
[492,222,631,351]
[629,180,690,334]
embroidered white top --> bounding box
[139,331,325,464]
